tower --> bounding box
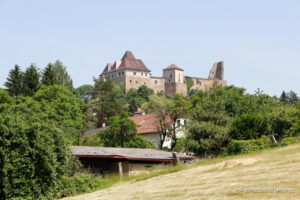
[163,64,187,98]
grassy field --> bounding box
[63,144,300,200]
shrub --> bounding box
[56,173,118,198]
[280,137,300,146]
[226,136,272,155]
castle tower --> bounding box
[208,61,224,80]
[163,64,187,98]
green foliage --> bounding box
[23,64,41,96]
[229,113,270,140]
[0,89,14,104]
[268,105,298,140]
[0,100,76,200]
[4,65,24,98]
[91,78,126,127]
[185,121,229,156]
[52,60,73,89]
[226,136,272,155]
[185,77,194,93]
[57,173,118,198]
[33,85,85,143]
[42,63,58,86]
[76,84,95,103]
[125,85,155,114]
[97,112,154,148]
[280,137,300,146]
[137,85,154,101]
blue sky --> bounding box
[0,0,299,96]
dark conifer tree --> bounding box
[41,63,57,86]
[4,65,24,98]
[23,64,41,96]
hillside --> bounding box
[64,144,300,200]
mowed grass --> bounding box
[63,144,300,200]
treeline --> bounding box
[1,62,300,199]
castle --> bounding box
[101,51,227,97]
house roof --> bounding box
[71,146,195,162]
[101,51,151,75]
[130,113,170,134]
[82,113,170,137]
[164,64,184,71]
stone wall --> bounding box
[188,77,227,91]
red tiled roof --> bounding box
[130,113,170,134]
[102,51,151,75]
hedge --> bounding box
[226,136,272,155]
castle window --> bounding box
[144,82,146,85]
[130,80,132,83]
[122,71,124,75]
[134,72,136,75]
[155,80,157,84]
[135,80,138,84]
[118,72,121,76]
[170,74,172,78]
[145,73,147,76]
[141,73,143,76]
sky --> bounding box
[0,0,299,96]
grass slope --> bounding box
[63,144,300,200]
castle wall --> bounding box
[124,70,151,92]
[149,77,165,94]
[165,83,187,98]
[188,77,227,91]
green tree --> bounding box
[0,89,14,104]
[33,85,85,143]
[142,94,170,149]
[280,91,288,103]
[41,63,58,86]
[76,84,95,103]
[4,65,24,98]
[229,113,270,140]
[186,84,230,156]
[91,78,126,127]
[23,64,41,96]
[0,99,76,199]
[97,112,153,148]
[185,121,229,156]
[52,60,73,89]
[268,105,298,140]
[168,94,188,150]
[137,85,154,101]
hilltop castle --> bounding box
[101,51,227,97]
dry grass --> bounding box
[63,144,300,200]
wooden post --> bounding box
[118,162,123,178]
[270,135,278,145]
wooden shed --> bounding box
[71,146,195,177]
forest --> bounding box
[1,62,299,199]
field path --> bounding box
[63,144,300,200]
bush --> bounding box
[226,136,272,155]
[56,173,118,198]
[280,137,300,146]
[229,113,270,140]
[0,100,76,200]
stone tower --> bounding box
[208,61,224,80]
[163,64,187,98]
